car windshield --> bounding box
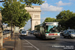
[45,25,59,33]
[70,31,75,33]
[65,30,75,34]
[22,31,26,33]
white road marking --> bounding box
[23,46,33,48]
[23,43,29,44]
[22,37,39,50]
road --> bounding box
[20,34,75,50]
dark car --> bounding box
[29,31,35,34]
[60,30,66,36]
[3,30,13,35]
[63,29,75,38]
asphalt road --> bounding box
[20,34,75,50]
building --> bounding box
[25,6,41,31]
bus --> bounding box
[34,22,60,40]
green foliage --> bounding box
[56,10,73,20]
[44,17,56,23]
[2,0,44,28]
[56,10,75,30]
[35,25,40,31]
[1,1,31,28]
[4,0,44,6]
[0,6,3,11]
[43,10,75,30]
[19,0,44,6]
[28,28,31,31]
[66,13,75,29]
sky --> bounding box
[0,0,75,30]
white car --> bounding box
[21,31,28,36]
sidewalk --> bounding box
[14,37,21,50]
[3,33,21,50]
[3,36,15,50]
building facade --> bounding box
[25,6,41,30]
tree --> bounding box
[1,0,44,37]
[66,13,75,29]
[2,1,30,28]
[0,6,3,11]
[2,0,44,27]
[4,0,44,6]
[1,1,31,37]
[56,10,74,30]
[28,28,31,31]
[1,0,44,27]
[44,17,56,23]
[56,10,73,20]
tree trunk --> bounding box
[11,19,13,38]
[0,11,3,48]
[13,25,15,38]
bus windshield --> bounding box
[45,25,59,33]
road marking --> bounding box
[23,43,29,44]
[22,37,39,50]
[4,46,14,48]
[23,46,33,48]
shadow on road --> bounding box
[19,34,75,50]
[19,34,59,41]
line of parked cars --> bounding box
[60,29,75,39]
[3,30,13,35]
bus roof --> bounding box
[35,22,59,27]
[45,22,58,23]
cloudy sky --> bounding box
[0,0,75,30]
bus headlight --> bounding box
[46,34,49,36]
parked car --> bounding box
[29,31,35,34]
[63,29,75,38]
[20,31,28,36]
[19,29,23,33]
[60,30,66,36]
[3,30,13,35]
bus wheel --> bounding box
[35,36,38,38]
[53,38,56,40]
[41,36,46,40]
[64,36,66,38]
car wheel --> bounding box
[70,37,73,39]
[35,36,38,38]
[68,35,71,39]
[53,38,56,40]
[64,36,66,38]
